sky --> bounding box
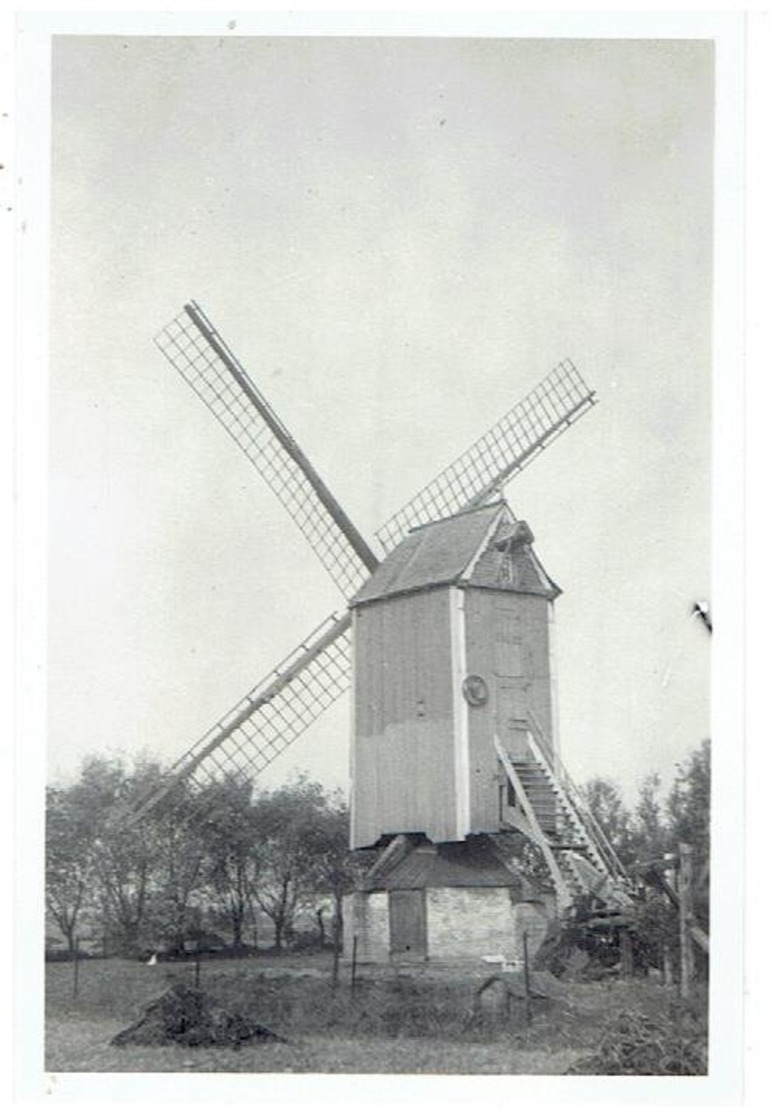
[47,32,714,802]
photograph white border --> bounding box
[8,5,753,1108]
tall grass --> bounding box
[208,968,547,1040]
[46,954,707,1074]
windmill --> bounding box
[133,301,629,961]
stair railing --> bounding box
[493,733,572,910]
[524,713,629,883]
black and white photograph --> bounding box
[10,7,749,1102]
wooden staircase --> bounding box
[494,719,631,911]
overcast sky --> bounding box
[48,33,713,800]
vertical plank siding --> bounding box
[464,588,557,832]
[350,589,458,847]
[351,581,559,846]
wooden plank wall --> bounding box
[350,588,458,847]
[464,588,556,832]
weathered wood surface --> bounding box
[351,590,458,846]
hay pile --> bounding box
[111,982,286,1049]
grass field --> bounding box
[45,954,695,1075]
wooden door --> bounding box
[496,685,529,760]
[388,889,427,960]
[494,608,525,679]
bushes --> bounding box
[568,1003,708,1075]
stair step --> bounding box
[501,743,624,898]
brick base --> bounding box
[342,891,389,963]
[343,886,554,965]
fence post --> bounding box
[332,920,341,992]
[72,936,80,1000]
[350,934,358,999]
[679,842,696,1000]
[522,930,532,1026]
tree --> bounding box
[667,740,710,856]
[146,805,208,955]
[536,742,712,986]
[299,788,353,954]
[45,785,99,953]
[46,754,168,955]
[581,777,635,865]
[197,777,259,950]
[634,773,668,863]
[250,775,349,952]
[667,739,710,940]
[73,755,160,955]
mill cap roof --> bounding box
[352,501,560,607]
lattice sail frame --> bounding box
[131,612,352,821]
[155,303,377,601]
[138,303,597,816]
[375,359,596,554]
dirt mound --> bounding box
[111,983,286,1049]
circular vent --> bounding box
[462,674,489,707]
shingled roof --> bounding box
[352,501,560,607]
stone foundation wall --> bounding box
[344,887,556,965]
[427,887,514,960]
[342,890,389,963]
